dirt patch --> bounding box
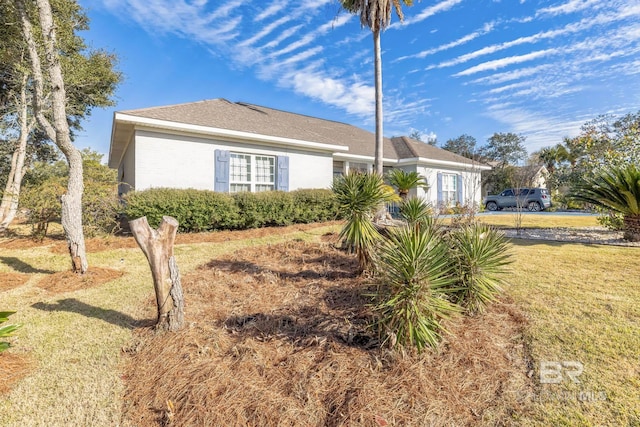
[36,267,124,294]
[0,352,33,395]
[121,240,533,427]
[0,272,30,292]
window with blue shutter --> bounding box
[276,156,289,191]
[457,174,464,204]
[214,149,230,192]
[437,172,443,204]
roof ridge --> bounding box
[232,101,363,130]
[121,98,228,114]
[392,136,419,157]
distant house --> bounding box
[108,99,491,206]
[482,162,548,195]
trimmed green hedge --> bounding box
[123,188,340,232]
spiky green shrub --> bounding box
[0,311,22,353]
[448,224,512,314]
[371,225,459,352]
[399,197,434,229]
[332,172,397,271]
[572,164,640,241]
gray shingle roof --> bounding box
[117,98,482,165]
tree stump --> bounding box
[129,216,185,331]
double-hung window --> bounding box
[441,173,458,205]
[229,153,275,193]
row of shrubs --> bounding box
[123,188,341,232]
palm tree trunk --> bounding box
[373,29,383,176]
[623,214,640,242]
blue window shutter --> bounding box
[437,172,443,203]
[276,156,289,191]
[214,149,230,192]
[457,174,464,204]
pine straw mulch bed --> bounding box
[0,272,30,292]
[121,237,535,427]
[36,267,124,294]
[45,221,343,254]
[0,352,33,395]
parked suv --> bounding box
[484,188,552,212]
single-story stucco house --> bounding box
[108,99,491,207]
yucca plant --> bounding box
[332,172,397,271]
[0,311,22,353]
[572,164,640,242]
[385,169,429,200]
[399,196,434,229]
[371,224,459,352]
[448,224,512,314]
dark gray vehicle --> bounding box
[484,188,552,212]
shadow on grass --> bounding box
[202,252,358,282]
[0,256,56,274]
[506,238,610,248]
[32,298,154,330]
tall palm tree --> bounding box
[572,164,640,241]
[385,168,429,200]
[341,0,413,175]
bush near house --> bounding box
[123,188,340,232]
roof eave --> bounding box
[398,157,492,170]
[112,113,349,158]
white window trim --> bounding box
[230,152,275,193]
[442,173,458,205]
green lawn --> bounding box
[0,216,637,426]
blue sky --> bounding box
[76,0,640,159]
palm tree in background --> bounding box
[341,0,413,175]
[572,164,640,241]
[385,169,429,200]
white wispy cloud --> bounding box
[288,71,375,116]
[254,0,288,22]
[535,0,602,17]
[395,22,495,62]
[399,0,464,26]
[430,4,640,70]
[469,64,553,85]
[483,106,586,150]
[455,49,557,77]
[238,16,291,47]
[101,0,246,43]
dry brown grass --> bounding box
[36,267,125,294]
[122,238,533,426]
[0,353,33,396]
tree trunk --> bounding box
[0,75,30,232]
[373,29,384,176]
[18,0,89,272]
[129,216,185,331]
[623,214,640,242]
